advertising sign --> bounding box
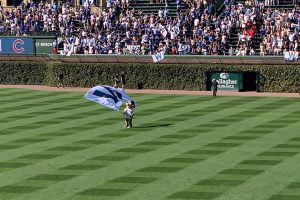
[210,72,242,91]
[35,38,55,54]
[0,37,33,54]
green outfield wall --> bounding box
[0,61,300,93]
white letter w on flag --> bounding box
[152,51,165,63]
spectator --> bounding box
[57,72,65,88]
[211,79,218,97]
[113,73,120,88]
[2,0,297,57]
[228,47,234,56]
[121,72,126,89]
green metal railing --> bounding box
[0,54,297,65]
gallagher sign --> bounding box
[0,37,33,54]
[210,72,242,91]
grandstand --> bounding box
[0,0,98,7]
[0,0,299,56]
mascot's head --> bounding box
[126,101,132,108]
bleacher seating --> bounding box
[129,0,187,17]
[223,0,263,54]
[265,0,294,9]
[0,0,299,56]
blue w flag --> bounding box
[284,51,298,62]
[152,51,164,62]
[84,85,135,111]
[82,0,93,6]
[171,25,180,36]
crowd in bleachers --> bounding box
[259,8,300,56]
[0,0,299,56]
[0,1,92,36]
[230,1,264,56]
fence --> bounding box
[0,54,298,65]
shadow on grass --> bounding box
[135,124,173,128]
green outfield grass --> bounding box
[0,88,300,200]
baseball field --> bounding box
[0,88,300,200]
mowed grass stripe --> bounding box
[267,182,300,199]
[268,195,300,200]
[0,92,156,123]
[199,119,300,199]
[16,99,290,188]
[0,97,220,196]
[0,92,56,107]
[0,91,81,118]
[0,97,92,138]
[0,93,209,176]
[110,176,157,184]
[0,89,47,101]
[0,92,181,138]
[65,97,270,199]
[0,94,198,160]
[214,139,300,200]
[3,94,212,161]
[0,92,298,200]
[0,185,43,193]
[0,95,263,199]
[0,95,294,152]
[159,122,294,199]
[0,92,156,143]
[9,97,292,200]
[0,100,95,129]
[104,99,300,200]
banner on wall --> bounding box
[35,38,56,54]
[0,37,33,54]
[209,72,243,91]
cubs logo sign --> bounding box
[0,37,33,54]
[13,39,25,53]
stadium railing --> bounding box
[0,54,297,65]
[0,54,52,62]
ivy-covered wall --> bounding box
[1,62,300,93]
[0,61,47,85]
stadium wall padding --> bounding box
[1,62,300,92]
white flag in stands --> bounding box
[152,51,165,63]
[284,51,298,61]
